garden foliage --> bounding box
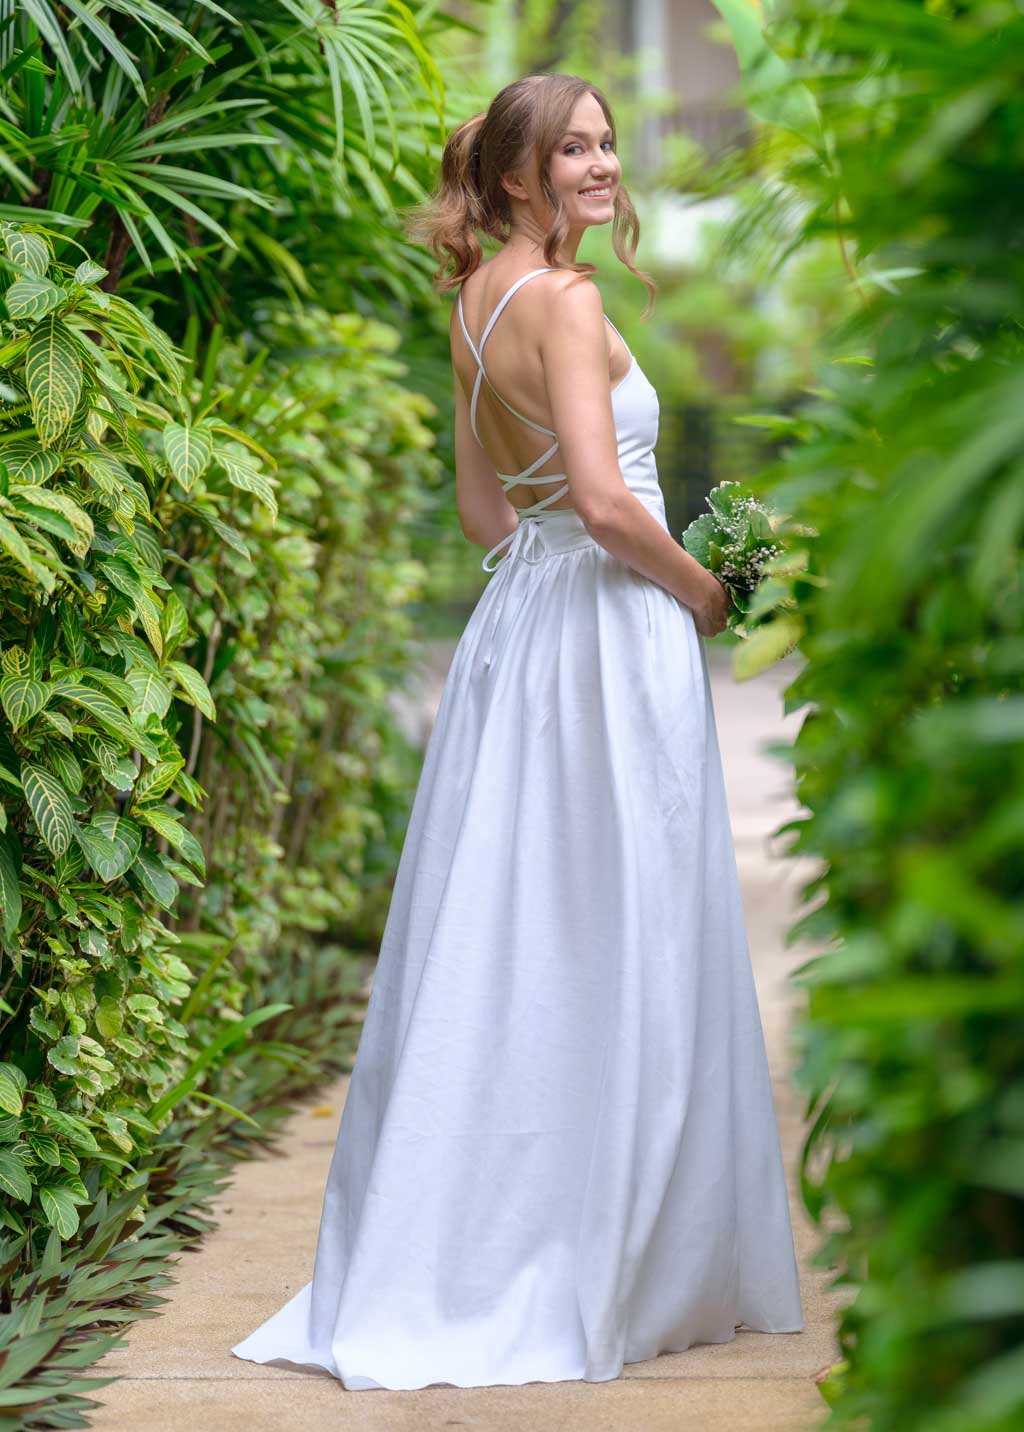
[714,2,1024,1428]
[0,0,457,1420]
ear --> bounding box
[499,169,530,202]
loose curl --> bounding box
[400,73,656,318]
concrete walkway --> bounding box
[90,643,846,1431]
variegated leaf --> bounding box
[96,556,146,605]
[0,835,21,940]
[21,764,74,857]
[3,228,49,277]
[0,443,61,486]
[38,1184,80,1238]
[1,648,30,677]
[10,485,93,557]
[74,822,134,883]
[137,806,205,876]
[27,1132,60,1165]
[4,276,66,322]
[166,661,216,720]
[40,709,74,739]
[0,674,47,729]
[0,1148,32,1203]
[58,683,161,760]
[0,510,48,585]
[132,760,182,805]
[125,667,172,720]
[92,811,142,864]
[159,590,189,659]
[47,744,83,795]
[74,260,108,286]
[216,449,278,519]
[24,316,84,448]
[135,592,164,659]
[162,421,213,491]
[0,1061,26,1116]
[75,450,130,493]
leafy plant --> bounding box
[709,3,1024,1428]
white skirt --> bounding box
[231,506,804,1390]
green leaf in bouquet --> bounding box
[706,480,743,518]
[682,511,717,564]
[707,540,727,573]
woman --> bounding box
[232,72,804,1391]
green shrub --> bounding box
[0,223,219,1243]
[711,2,1024,1428]
[0,223,440,1424]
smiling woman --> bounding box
[231,71,802,1393]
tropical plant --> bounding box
[0,220,223,1245]
[708,2,1024,1428]
[0,1,463,1424]
[0,0,459,323]
[0,215,439,1425]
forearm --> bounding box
[584,490,713,613]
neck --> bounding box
[505,211,584,265]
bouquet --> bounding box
[681,481,787,635]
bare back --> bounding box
[453,260,633,514]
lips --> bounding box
[580,187,612,198]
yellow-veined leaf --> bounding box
[162,421,213,491]
[4,276,66,321]
[4,228,50,277]
[21,764,74,857]
[24,315,84,447]
[0,674,48,729]
[167,661,216,720]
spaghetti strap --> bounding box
[603,312,633,363]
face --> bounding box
[503,91,621,233]
[547,92,620,228]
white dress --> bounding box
[231,266,804,1390]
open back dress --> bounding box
[231,266,804,1389]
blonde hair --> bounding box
[401,73,656,318]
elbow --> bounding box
[578,491,630,542]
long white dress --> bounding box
[231,266,804,1390]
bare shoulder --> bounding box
[532,267,601,313]
[536,272,606,365]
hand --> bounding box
[693,571,730,638]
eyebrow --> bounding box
[561,127,613,140]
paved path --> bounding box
[90,643,845,1431]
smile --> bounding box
[579,186,611,198]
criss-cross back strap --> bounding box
[456,267,564,482]
[457,267,635,583]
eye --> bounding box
[563,139,615,155]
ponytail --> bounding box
[400,113,492,292]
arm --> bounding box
[540,275,726,632]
